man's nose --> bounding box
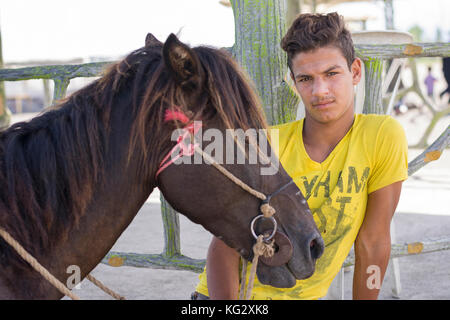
[311,78,329,97]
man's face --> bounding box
[290,45,362,124]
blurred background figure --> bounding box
[424,66,437,101]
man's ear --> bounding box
[351,57,363,85]
[145,33,162,47]
[162,33,204,91]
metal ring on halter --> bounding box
[250,214,277,242]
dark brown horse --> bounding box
[0,33,324,299]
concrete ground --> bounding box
[9,110,450,300]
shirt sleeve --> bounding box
[368,116,409,194]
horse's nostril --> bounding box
[273,242,280,253]
[309,236,324,260]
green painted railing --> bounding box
[0,42,449,273]
[0,61,112,102]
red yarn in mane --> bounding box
[164,108,190,124]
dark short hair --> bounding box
[281,12,355,71]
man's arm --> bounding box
[352,181,403,300]
[206,236,241,299]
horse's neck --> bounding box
[11,105,155,299]
[50,110,155,299]
[22,186,152,299]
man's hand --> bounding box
[353,181,403,300]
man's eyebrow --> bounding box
[294,65,343,80]
[323,65,343,73]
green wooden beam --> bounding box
[355,43,450,61]
[102,251,205,273]
[344,236,450,267]
[0,61,113,81]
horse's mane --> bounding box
[0,41,268,272]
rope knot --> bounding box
[253,235,275,258]
[260,203,276,218]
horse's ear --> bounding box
[145,33,162,47]
[162,33,204,91]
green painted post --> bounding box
[230,0,300,125]
[362,57,384,114]
[160,193,181,258]
[52,77,70,104]
[43,79,52,108]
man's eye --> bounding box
[298,77,310,83]
[327,72,338,77]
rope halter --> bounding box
[158,108,295,300]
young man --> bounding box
[193,12,408,300]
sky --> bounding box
[0,0,449,63]
[0,0,235,63]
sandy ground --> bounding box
[9,109,450,300]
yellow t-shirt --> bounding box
[196,114,408,299]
